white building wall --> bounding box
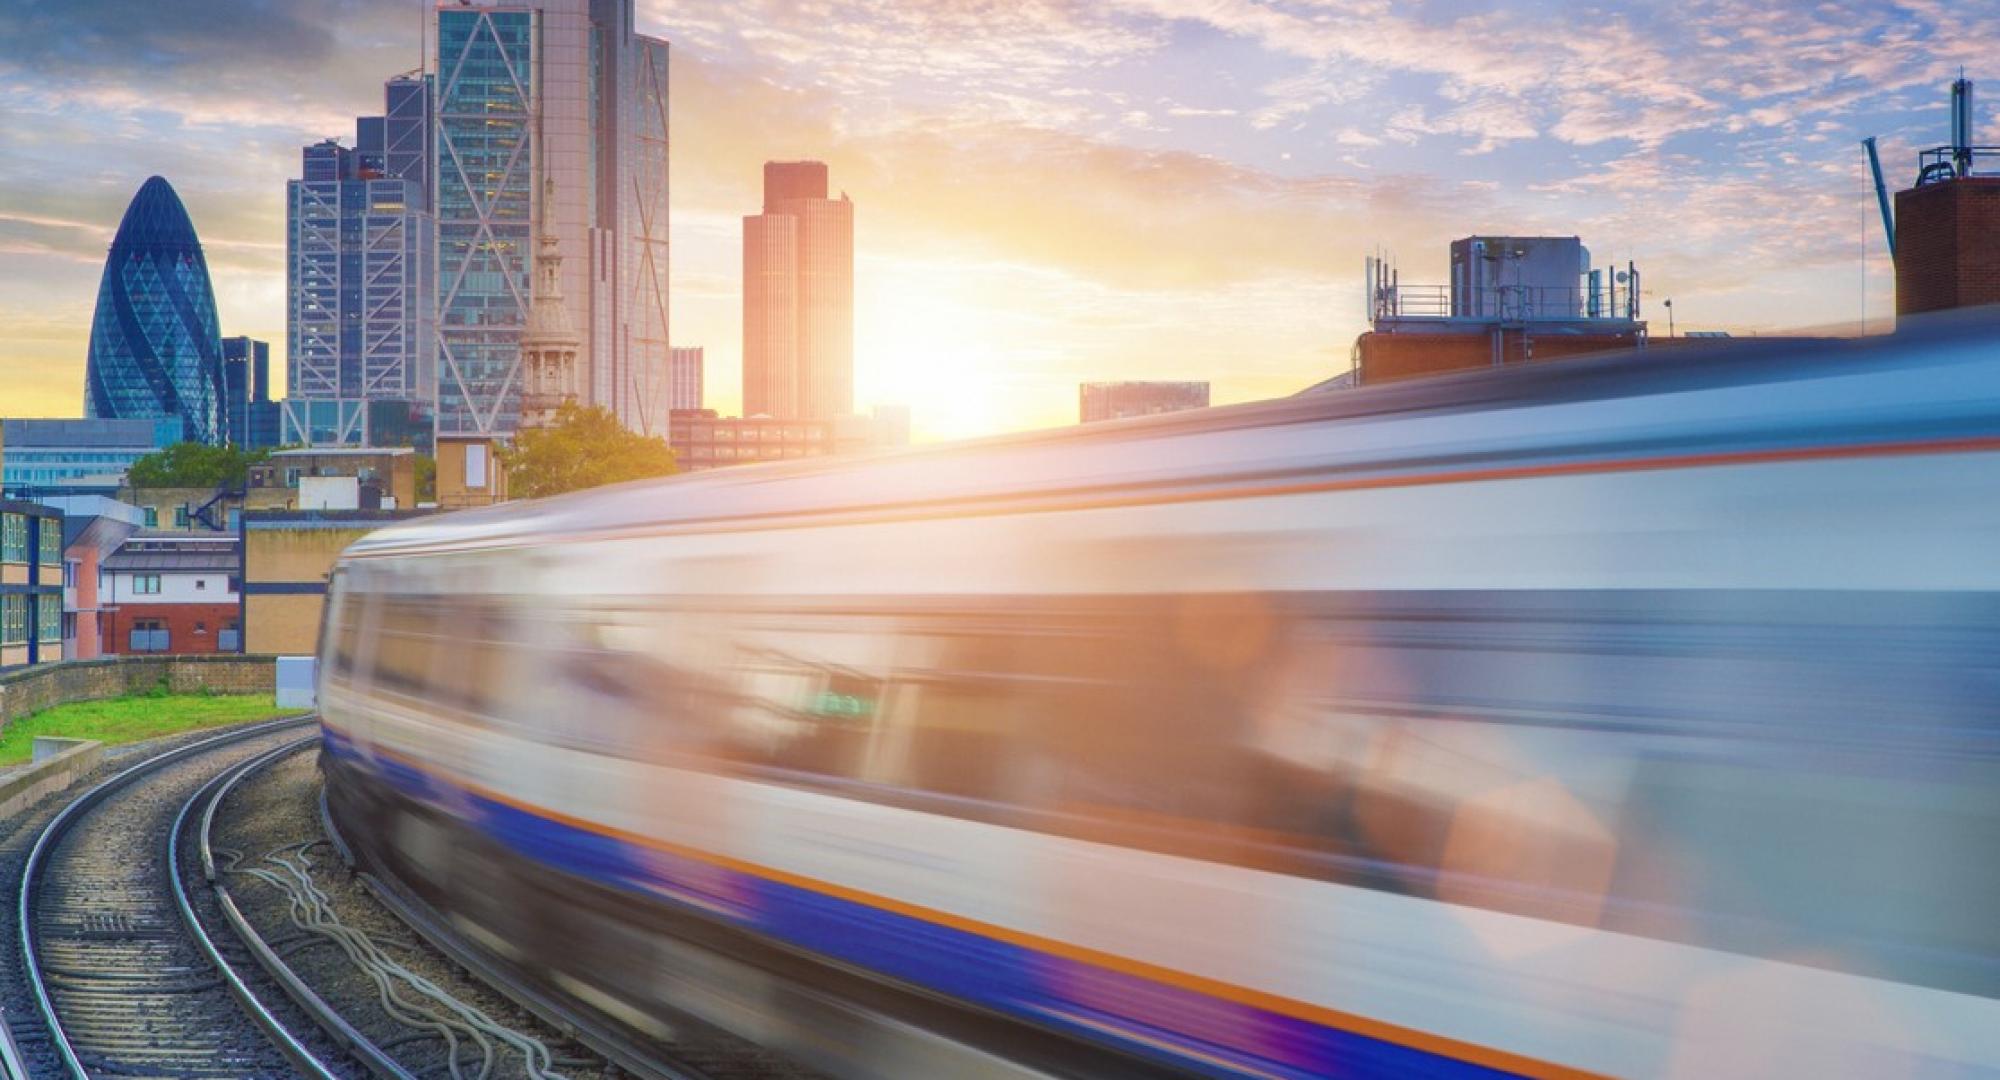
[103,570,240,605]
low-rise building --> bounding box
[247,448,417,511]
[118,485,242,533]
[37,495,144,661]
[0,417,177,498]
[99,532,241,655]
[435,436,506,510]
[1,500,65,670]
[1079,382,1211,423]
[243,509,430,654]
[668,411,892,472]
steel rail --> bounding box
[180,734,422,1080]
[15,713,317,1079]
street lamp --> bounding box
[1664,297,1674,338]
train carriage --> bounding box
[321,317,2000,1079]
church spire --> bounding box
[519,175,580,430]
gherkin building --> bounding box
[83,176,224,443]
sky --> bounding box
[1,0,1994,440]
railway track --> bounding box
[10,716,338,1080]
[2,716,802,1080]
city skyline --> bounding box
[3,1,1995,440]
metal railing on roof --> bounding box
[1915,145,2000,185]
[1370,284,1635,323]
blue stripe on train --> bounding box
[320,728,1524,1079]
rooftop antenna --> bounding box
[1862,136,1896,258]
[1952,70,1975,179]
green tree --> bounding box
[498,402,677,499]
[414,453,437,503]
[126,442,269,489]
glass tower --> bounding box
[431,1,668,439]
[435,6,536,436]
[83,176,224,444]
[284,75,436,448]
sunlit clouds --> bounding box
[3,0,1996,437]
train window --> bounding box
[373,595,444,696]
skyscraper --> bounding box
[433,0,669,439]
[283,75,435,447]
[221,336,279,450]
[84,176,224,444]
[742,161,853,420]
[669,346,704,411]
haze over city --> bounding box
[0,0,1991,438]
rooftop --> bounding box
[267,447,415,458]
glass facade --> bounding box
[221,336,280,450]
[436,7,535,437]
[83,176,224,443]
[619,34,672,436]
[286,75,435,447]
[0,418,178,496]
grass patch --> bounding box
[0,691,300,766]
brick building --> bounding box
[247,448,418,511]
[1353,325,1649,384]
[119,485,242,533]
[242,509,430,655]
[1895,177,2000,316]
[99,532,240,655]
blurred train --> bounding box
[320,316,2000,1079]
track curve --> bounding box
[14,715,322,1079]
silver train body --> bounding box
[320,318,2000,1079]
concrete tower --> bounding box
[519,178,582,432]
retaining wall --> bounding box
[0,654,280,731]
[0,737,104,820]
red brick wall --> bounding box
[1894,178,2000,316]
[1357,329,1642,385]
[102,603,241,656]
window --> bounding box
[37,595,60,643]
[174,506,191,529]
[195,621,207,634]
[196,578,206,591]
[1,596,24,644]
[128,618,169,653]
[133,574,162,595]
[63,561,76,589]
[39,522,60,567]
[144,507,159,528]
[219,621,240,653]
[464,445,488,489]
[1,514,24,563]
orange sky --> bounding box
[3,0,1981,440]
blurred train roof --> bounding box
[345,307,2000,559]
